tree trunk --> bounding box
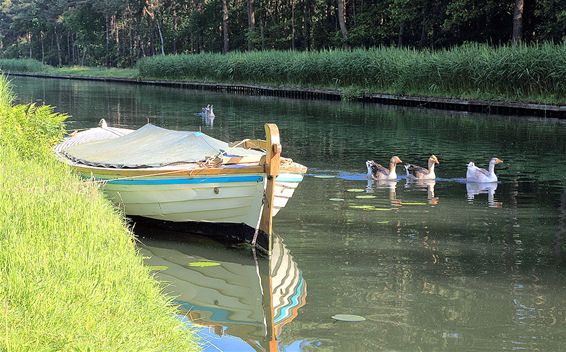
[105,16,110,66]
[398,22,405,47]
[28,32,32,58]
[54,25,62,67]
[40,32,44,64]
[222,0,229,53]
[172,7,178,54]
[247,0,255,50]
[291,0,295,50]
[156,18,165,55]
[337,0,348,46]
[512,0,524,43]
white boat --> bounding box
[55,120,307,253]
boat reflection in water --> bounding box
[139,232,308,352]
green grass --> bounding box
[0,58,47,73]
[50,66,138,78]
[136,44,566,104]
[0,75,199,351]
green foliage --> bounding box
[0,74,199,351]
[137,44,566,102]
[0,58,48,72]
[1,0,565,68]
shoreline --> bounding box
[7,71,566,118]
[0,74,199,351]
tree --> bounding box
[247,0,256,50]
[222,0,229,53]
[512,0,524,42]
[337,0,348,46]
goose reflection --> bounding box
[140,234,307,352]
[404,179,438,205]
[466,182,501,208]
[366,178,399,206]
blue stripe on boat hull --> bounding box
[93,175,264,185]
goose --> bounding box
[199,104,215,119]
[366,156,403,180]
[466,158,503,183]
[404,155,439,181]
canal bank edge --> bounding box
[0,75,200,351]
[7,71,566,119]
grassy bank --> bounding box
[136,44,566,104]
[0,76,198,351]
[0,59,137,78]
[2,43,565,104]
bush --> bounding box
[0,58,49,72]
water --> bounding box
[11,76,566,351]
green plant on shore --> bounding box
[136,44,566,104]
[0,58,47,73]
[0,75,199,351]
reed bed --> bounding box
[0,58,47,72]
[0,75,199,351]
[137,43,566,103]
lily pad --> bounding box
[349,205,392,211]
[188,261,221,267]
[349,205,375,210]
[329,198,345,202]
[355,195,376,199]
[401,202,427,206]
[148,265,168,271]
[346,189,365,193]
[331,314,366,322]
[314,175,335,179]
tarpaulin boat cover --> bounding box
[62,124,263,168]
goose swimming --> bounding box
[466,158,503,183]
[366,156,403,180]
[404,155,439,181]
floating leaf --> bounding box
[332,314,366,322]
[148,265,168,271]
[355,195,376,199]
[346,189,365,193]
[349,205,392,211]
[349,205,375,210]
[329,198,345,202]
[188,261,221,267]
[401,202,427,206]
[314,175,335,179]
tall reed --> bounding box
[0,75,199,351]
[0,58,47,72]
[137,43,566,102]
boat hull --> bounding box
[77,170,303,232]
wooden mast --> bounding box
[258,123,281,255]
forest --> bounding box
[0,0,565,68]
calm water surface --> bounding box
[12,76,566,351]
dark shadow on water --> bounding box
[129,216,270,253]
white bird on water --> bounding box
[466,157,503,183]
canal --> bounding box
[12,76,566,351]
